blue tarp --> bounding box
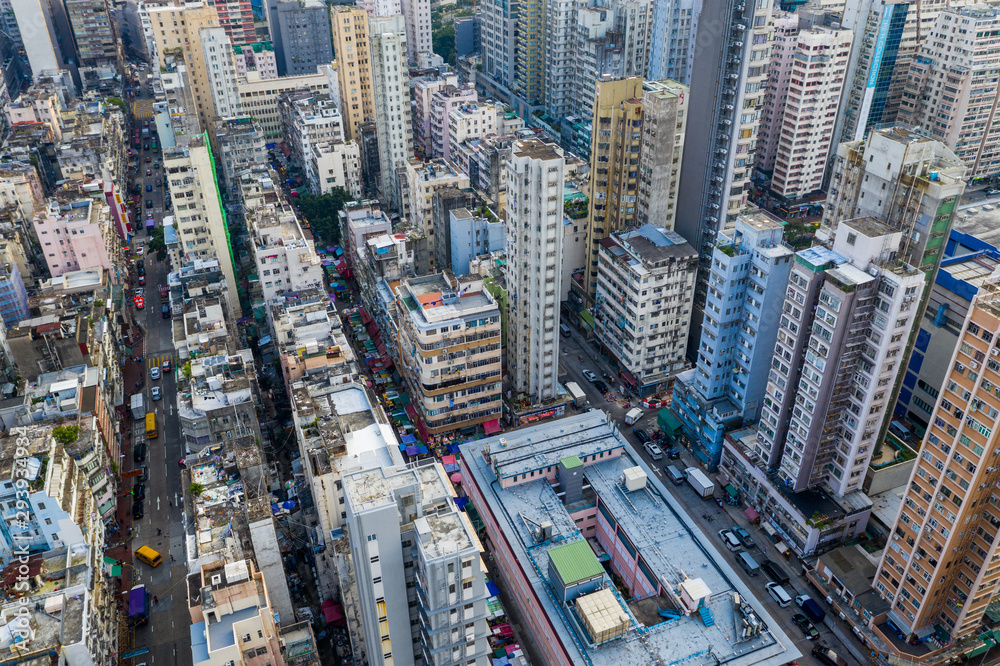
[487,581,500,596]
[398,443,407,452]
[454,497,469,509]
[401,434,417,444]
[417,445,429,454]
[405,445,419,456]
[448,443,462,454]
[444,463,460,473]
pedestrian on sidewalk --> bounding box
[153,595,158,604]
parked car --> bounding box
[643,442,663,460]
[134,288,144,297]
[594,380,609,393]
[986,188,1000,196]
[155,179,161,187]
[138,274,145,285]
[162,359,171,372]
[134,295,144,309]
[732,526,755,548]
[664,447,681,460]
[812,643,848,666]
[582,370,598,383]
[132,500,144,520]
[145,155,151,163]
[151,386,161,401]
[150,366,160,380]
[161,304,170,318]
[133,481,145,500]
[145,168,152,176]
[792,614,819,640]
[133,442,146,463]
[137,465,148,482]
[146,184,152,192]
[633,428,651,444]
[145,199,153,209]
[761,559,790,585]
[718,529,742,552]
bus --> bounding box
[145,412,157,439]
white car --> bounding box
[151,386,161,400]
[150,366,160,380]
[582,370,598,383]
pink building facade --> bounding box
[33,199,112,277]
[756,14,852,200]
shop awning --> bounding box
[743,507,759,522]
[405,403,417,420]
[761,522,777,538]
[483,419,502,435]
[579,310,595,330]
[442,454,456,465]
[321,600,344,624]
[725,484,739,499]
[401,433,417,444]
[622,371,638,387]
[657,408,683,435]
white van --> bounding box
[624,408,643,425]
[766,582,792,607]
[718,529,742,552]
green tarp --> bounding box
[658,408,683,435]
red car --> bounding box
[162,359,171,372]
[134,295,144,309]
[138,274,145,285]
[158,284,168,298]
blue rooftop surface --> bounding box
[798,246,847,267]
[624,224,688,248]
[461,411,801,666]
[206,606,261,650]
[163,224,178,244]
[190,621,209,664]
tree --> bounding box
[52,425,81,445]
[146,225,167,261]
[189,482,205,496]
[182,361,192,379]
[432,22,456,66]
[105,96,127,111]
[295,189,352,245]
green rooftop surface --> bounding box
[561,455,583,470]
[549,539,603,585]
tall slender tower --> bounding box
[875,278,1000,645]
[674,0,773,355]
[505,138,564,403]
[330,6,376,142]
[369,14,413,211]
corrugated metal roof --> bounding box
[549,539,603,585]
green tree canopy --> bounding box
[147,225,167,261]
[53,425,81,445]
[295,189,352,245]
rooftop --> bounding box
[460,411,800,666]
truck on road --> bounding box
[128,584,149,626]
[685,467,715,498]
[130,393,145,420]
[796,595,826,623]
[624,407,643,425]
[565,382,587,408]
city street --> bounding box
[119,68,194,666]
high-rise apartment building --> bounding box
[400,0,430,65]
[201,28,243,120]
[162,136,242,319]
[343,460,492,666]
[645,0,700,84]
[543,0,583,120]
[874,278,1000,645]
[894,231,1000,431]
[822,126,967,277]
[216,116,267,192]
[505,138,564,403]
[898,6,1000,180]
[594,224,697,395]
[636,79,687,230]
[10,0,62,78]
[64,0,118,69]
[212,0,256,46]
[513,0,543,105]
[402,159,469,269]
[672,210,793,466]
[330,6,375,142]
[835,0,979,147]
[394,273,502,438]
[756,13,852,200]
[674,0,772,330]
[477,0,517,92]
[759,217,925,497]
[267,0,333,76]
[369,14,413,212]
[150,3,224,138]
[584,77,687,299]
[237,69,330,138]
[231,41,278,81]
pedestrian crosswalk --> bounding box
[147,354,173,374]
[133,99,153,120]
